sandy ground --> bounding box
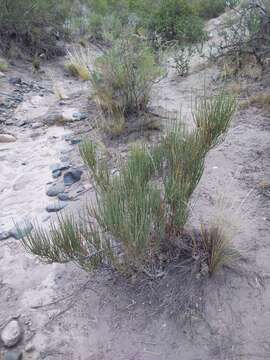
[1,15,270,360]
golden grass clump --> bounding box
[65,46,94,81]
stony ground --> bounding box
[1,17,270,360]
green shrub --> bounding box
[209,0,270,70]
[22,92,237,276]
[0,0,71,56]
[147,0,206,43]
[194,0,227,20]
[90,34,163,131]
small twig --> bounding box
[31,279,98,309]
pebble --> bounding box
[72,112,87,120]
[57,193,70,201]
[4,351,23,360]
[1,320,22,347]
[9,77,22,85]
[0,134,16,143]
[31,122,43,129]
[17,120,26,127]
[50,162,70,173]
[46,201,68,213]
[10,219,33,240]
[70,139,82,145]
[46,182,65,197]
[64,169,83,186]
[25,343,35,352]
[0,71,5,78]
[0,228,10,240]
[52,170,61,179]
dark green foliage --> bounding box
[0,0,71,56]
[147,0,206,43]
[194,0,228,20]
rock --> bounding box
[59,109,86,123]
[72,112,87,121]
[17,119,27,127]
[57,193,70,201]
[64,169,83,186]
[4,351,23,360]
[9,77,22,85]
[46,182,65,197]
[70,139,82,145]
[50,163,70,173]
[51,163,70,179]
[0,228,10,240]
[52,170,61,179]
[1,320,22,347]
[10,219,33,240]
[46,201,68,213]
[31,122,43,129]
[0,134,16,143]
[25,343,35,352]
[0,71,5,78]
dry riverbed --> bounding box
[1,22,270,360]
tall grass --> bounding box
[22,92,237,276]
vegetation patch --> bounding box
[22,92,238,280]
[209,0,270,72]
[90,34,164,135]
[0,0,72,57]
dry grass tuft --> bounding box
[65,46,94,81]
[199,223,239,276]
[240,92,270,111]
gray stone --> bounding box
[57,193,70,201]
[64,169,83,186]
[72,112,87,121]
[46,201,68,213]
[25,343,35,352]
[0,229,10,240]
[1,320,22,347]
[10,219,33,240]
[70,139,82,145]
[31,122,43,129]
[52,170,61,179]
[17,120,26,127]
[4,351,23,360]
[9,77,22,85]
[0,134,16,143]
[46,182,65,197]
[50,163,70,173]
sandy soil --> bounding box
[1,15,270,360]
